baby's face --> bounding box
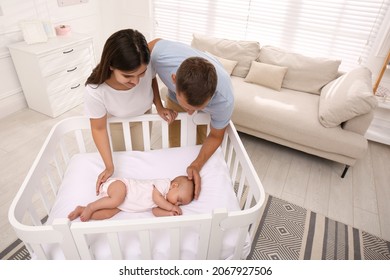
[166,187,181,205]
[166,177,193,206]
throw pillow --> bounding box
[206,51,238,75]
[244,61,288,91]
[191,33,260,78]
[318,67,378,128]
[258,46,341,94]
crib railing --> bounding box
[8,112,265,259]
[108,112,211,150]
[71,213,214,259]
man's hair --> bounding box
[176,57,217,106]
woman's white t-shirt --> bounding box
[84,66,154,118]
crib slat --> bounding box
[248,212,261,242]
[107,232,123,259]
[221,133,228,156]
[196,222,212,259]
[107,125,114,151]
[52,218,81,259]
[46,170,58,194]
[28,205,42,226]
[122,122,133,151]
[75,129,86,153]
[37,185,51,215]
[226,143,234,170]
[138,230,152,259]
[169,228,180,259]
[180,117,188,146]
[72,231,93,260]
[207,209,228,259]
[237,175,246,209]
[231,155,239,184]
[161,121,169,148]
[30,243,48,260]
[59,139,70,164]
[142,121,151,151]
[232,227,250,260]
[53,153,63,179]
[243,187,254,210]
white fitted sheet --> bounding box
[44,145,250,259]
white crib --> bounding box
[8,112,265,260]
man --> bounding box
[149,39,234,200]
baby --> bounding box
[68,175,194,222]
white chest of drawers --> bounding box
[8,33,95,117]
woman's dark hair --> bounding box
[85,29,150,85]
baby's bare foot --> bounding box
[68,206,85,221]
[80,205,94,222]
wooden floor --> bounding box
[1,105,390,253]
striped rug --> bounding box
[248,194,390,260]
[0,239,31,260]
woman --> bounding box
[84,29,177,192]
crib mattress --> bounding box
[44,145,249,259]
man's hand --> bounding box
[186,125,226,200]
[187,164,201,200]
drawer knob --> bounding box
[71,84,81,89]
[63,49,74,54]
[67,67,78,72]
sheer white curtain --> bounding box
[152,0,389,71]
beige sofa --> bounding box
[191,34,378,177]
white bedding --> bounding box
[44,145,250,259]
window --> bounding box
[152,0,390,71]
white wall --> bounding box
[99,0,152,40]
[97,0,152,56]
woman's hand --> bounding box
[157,107,178,124]
[95,168,114,195]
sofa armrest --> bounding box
[342,111,374,135]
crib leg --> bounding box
[341,165,350,178]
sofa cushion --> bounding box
[205,51,238,75]
[191,33,260,78]
[258,45,341,94]
[319,67,377,128]
[244,61,288,91]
